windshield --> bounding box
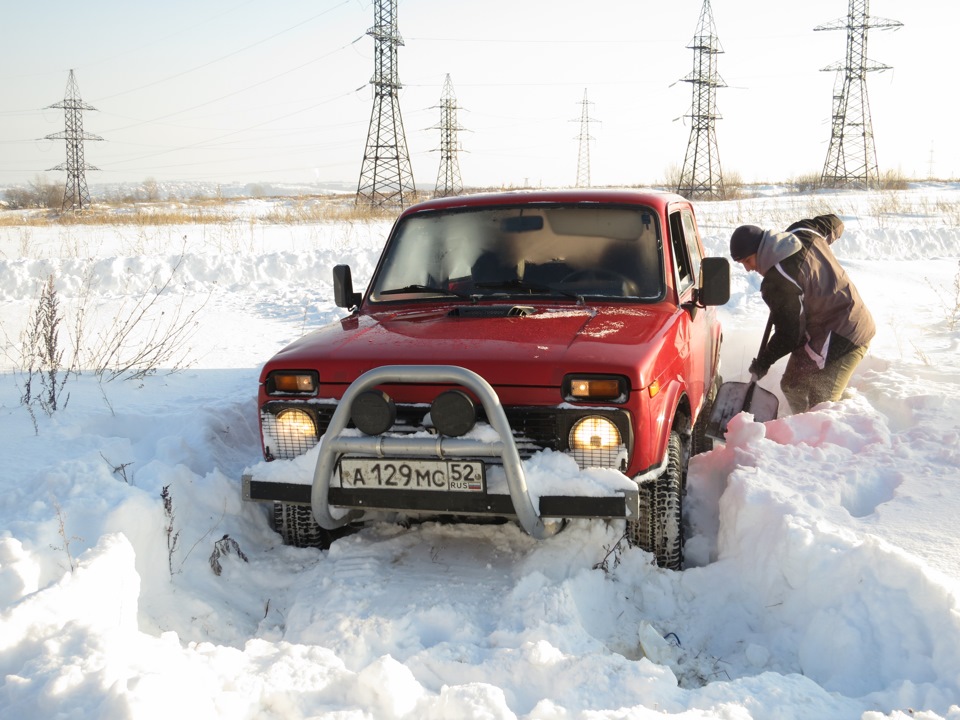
[369,205,664,303]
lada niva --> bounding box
[242,189,729,569]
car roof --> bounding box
[398,188,688,218]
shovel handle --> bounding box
[759,314,773,356]
[742,380,758,412]
[744,315,773,413]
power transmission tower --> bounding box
[677,0,725,200]
[356,0,416,207]
[433,74,464,197]
[44,69,103,212]
[816,0,902,189]
[574,89,597,188]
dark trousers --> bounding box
[780,344,869,414]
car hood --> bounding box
[267,302,676,388]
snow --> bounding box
[2,185,960,719]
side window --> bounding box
[669,211,694,295]
[681,209,703,282]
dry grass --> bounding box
[700,195,852,231]
[0,193,405,227]
[879,169,911,191]
[933,197,960,227]
[0,202,234,227]
[4,183,960,233]
[260,196,400,224]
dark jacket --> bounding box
[754,214,875,372]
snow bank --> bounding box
[2,190,960,719]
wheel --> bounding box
[628,431,684,570]
[271,502,354,549]
[692,375,721,456]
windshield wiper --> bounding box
[474,279,583,303]
[379,284,474,300]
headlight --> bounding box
[275,408,317,438]
[568,415,626,469]
[564,375,627,402]
[267,371,318,395]
[264,408,319,460]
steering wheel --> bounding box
[562,268,631,285]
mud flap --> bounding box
[705,380,779,441]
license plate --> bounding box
[339,458,485,492]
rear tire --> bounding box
[628,431,684,570]
[272,502,352,549]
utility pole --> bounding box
[574,89,597,188]
[433,74,464,198]
[677,0,725,200]
[44,70,102,212]
[816,0,902,189]
[356,0,416,207]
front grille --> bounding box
[261,401,630,469]
[502,409,564,453]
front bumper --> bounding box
[246,365,640,539]
[242,475,635,519]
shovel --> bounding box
[706,315,780,441]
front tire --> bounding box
[628,431,684,570]
[272,502,349,549]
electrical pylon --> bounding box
[815,0,902,189]
[677,0,725,200]
[574,89,597,188]
[433,74,464,197]
[44,69,103,212]
[356,0,416,207]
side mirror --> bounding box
[697,256,730,306]
[333,265,363,309]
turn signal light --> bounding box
[566,376,625,401]
[268,371,318,395]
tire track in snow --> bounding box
[281,524,525,671]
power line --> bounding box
[98,39,364,136]
[93,0,354,103]
[100,89,359,170]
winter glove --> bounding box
[748,358,767,381]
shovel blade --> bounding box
[705,381,780,441]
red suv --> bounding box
[242,189,729,569]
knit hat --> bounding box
[730,225,764,261]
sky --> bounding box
[0,0,955,192]
[1,187,960,717]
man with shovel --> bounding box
[729,214,875,414]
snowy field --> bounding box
[1,185,959,719]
